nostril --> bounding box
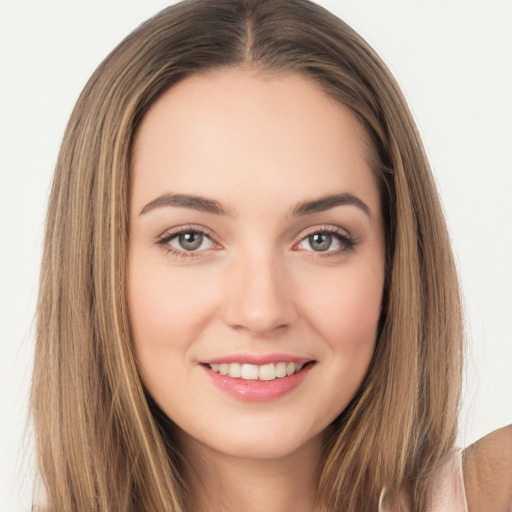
[227,319,291,336]
[222,263,296,334]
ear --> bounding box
[463,425,512,512]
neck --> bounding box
[180,432,326,512]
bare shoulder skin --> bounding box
[463,425,512,512]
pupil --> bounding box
[179,232,203,250]
[309,233,332,251]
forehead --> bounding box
[131,67,380,216]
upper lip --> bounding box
[200,353,314,365]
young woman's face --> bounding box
[128,68,385,460]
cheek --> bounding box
[298,263,384,356]
[129,261,214,348]
[128,263,216,399]
[127,261,211,412]
[297,265,383,420]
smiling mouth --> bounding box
[205,361,314,381]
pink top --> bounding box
[379,451,468,512]
[426,451,468,512]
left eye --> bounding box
[296,231,350,253]
[166,231,215,252]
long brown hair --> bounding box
[31,1,463,510]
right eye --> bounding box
[168,232,213,251]
[157,226,219,258]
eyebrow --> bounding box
[292,193,371,218]
[139,193,228,216]
[139,191,371,219]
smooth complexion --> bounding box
[128,68,385,512]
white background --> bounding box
[0,1,511,510]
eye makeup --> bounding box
[293,224,357,257]
[155,222,358,261]
[156,224,221,259]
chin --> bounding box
[175,413,329,462]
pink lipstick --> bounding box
[199,356,315,401]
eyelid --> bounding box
[156,223,218,242]
[295,224,352,241]
[156,224,222,257]
[292,224,356,254]
[155,223,356,259]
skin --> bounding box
[463,425,512,512]
[128,67,385,512]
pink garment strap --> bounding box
[427,451,468,512]
[378,451,468,512]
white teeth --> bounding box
[241,364,259,380]
[259,363,276,381]
[228,362,242,378]
[208,361,307,380]
[275,362,287,378]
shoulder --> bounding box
[462,425,512,512]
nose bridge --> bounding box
[223,245,294,334]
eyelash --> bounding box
[293,225,356,257]
[156,224,357,259]
[156,224,220,259]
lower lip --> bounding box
[201,363,314,402]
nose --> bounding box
[222,251,296,335]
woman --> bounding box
[31,0,512,511]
